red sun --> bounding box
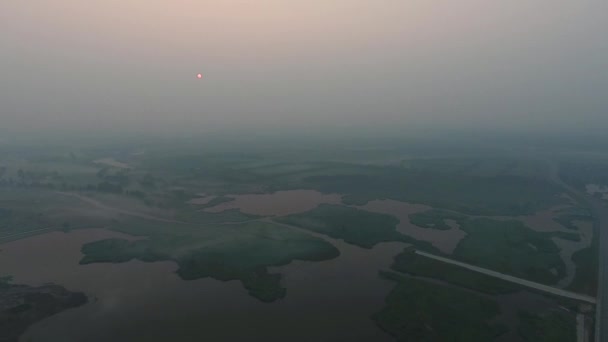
[196,73,203,79]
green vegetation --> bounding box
[1,146,566,218]
[559,160,608,191]
[553,207,594,231]
[80,238,160,264]
[0,276,13,289]
[402,157,550,180]
[193,196,234,210]
[391,249,520,294]
[405,212,579,286]
[275,204,400,248]
[174,208,258,224]
[453,218,568,285]
[554,216,588,231]
[78,150,566,217]
[0,189,115,240]
[568,243,598,295]
[275,204,438,252]
[0,207,45,233]
[0,137,603,342]
[555,167,600,296]
[0,281,87,342]
[0,145,599,314]
[551,231,582,242]
[373,272,506,341]
[303,166,563,216]
[408,209,467,230]
[175,235,338,302]
[80,220,339,302]
[517,310,576,342]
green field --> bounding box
[553,206,594,231]
[407,211,581,286]
[1,146,568,218]
[0,143,600,340]
[80,219,339,302]
[0,188,115,240]
[517,310,576,342]
[401,158,551,179]
[275,204,439,252]
[452,218,571,285]
[191,196,234,210]
[275,204,402,248]
[301,165,564,215]
[408,209,467,230]
[0,278,88,342]
[569,243,599,295]
[373,272,506,341]
[559,160,608,191]
[391,249,521,294]
[173,207,259,224]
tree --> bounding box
[141,173,156,188]
[96,168,108,179]
[61,222,72,232]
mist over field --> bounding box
[3,3,608,341]
[1,0,607,139]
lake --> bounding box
[0,228,401,342]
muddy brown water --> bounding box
[203,190,343,216]
[0,196,584,341]
[357,199,467,254]
[0,229,401,342]
[515,207,593,288]
[187,195,214,205]
[553,220,594,288]
[204,193,467,254]
[517,207,573,233]
[357,200,592,288]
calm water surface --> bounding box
[0,229,400,342]
[1,194,581,341]
[358,199,467,254]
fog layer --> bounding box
[1,1,606,135]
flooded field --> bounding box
[0,229,144,288]
[357,200,467,254]
[187,194,214,205]
[0,228,400,342]
[517,206,574,233]
[0,196,590,341]
[204,190,343,216]
[356,200,591,288]
[59,192,178,223]
[511,206,593,287]
[553,220,594,288]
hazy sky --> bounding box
[1,1,606,134]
